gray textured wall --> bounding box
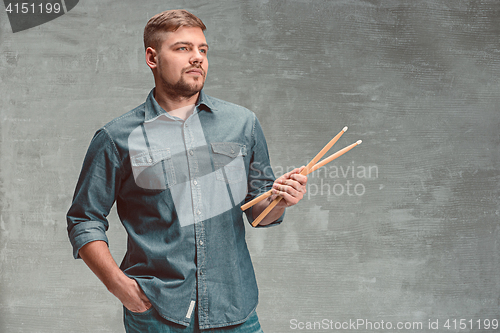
[1,0,499,332]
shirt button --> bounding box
[197,209,201,215]
[189,150,194,156]
[199,240,203,246]
[148,158,153,163]
[193,179,198,185]
[199,270,203,275]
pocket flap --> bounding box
[211,142,247,158]
[131,148,171,167]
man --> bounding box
[67,9,307,332]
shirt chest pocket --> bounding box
[211,142,247,184]
[130,148,177,190]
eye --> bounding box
[177,46,188,51]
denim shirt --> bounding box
[67,89,284,329]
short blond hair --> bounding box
[144,9,206,50]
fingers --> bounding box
[282,166,306,179]
[278,166,308,188]
[271,188,300,207]
[273,178,307,195]
[128,302,152,314]
[122,278,152,313]
[271,166,308,207]
[134,281,152,311]
[272,180,306,199]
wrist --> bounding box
[106,271,132,296]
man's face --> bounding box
[153,26,209,98]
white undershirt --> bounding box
[167,104,196,121]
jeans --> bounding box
[124,306,264,333]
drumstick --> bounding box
[302,126,349,175]
[308,140,362,173]
[241,126,348,212]
[241,139,363,212]
[250,139,362,227]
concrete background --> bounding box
[1,0,499,332]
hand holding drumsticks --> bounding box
[243,126,362,227]
[249,166,309,226]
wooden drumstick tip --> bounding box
[356,140,362,145]
[343,126,348,132]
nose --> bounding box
[190,51,204,66]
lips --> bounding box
[184,67,204,76]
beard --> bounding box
[160,68,205,99]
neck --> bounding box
[153,87,200,112]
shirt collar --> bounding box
[144,88,217,122]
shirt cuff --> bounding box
[69,221,109,259]
[245,205,286,228]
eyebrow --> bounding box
[171,41,209,49]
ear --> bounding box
[145,47,158,70]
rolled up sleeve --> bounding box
[244,114,285,227]
[67,128,123,259]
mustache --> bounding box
[183,65,205,76]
